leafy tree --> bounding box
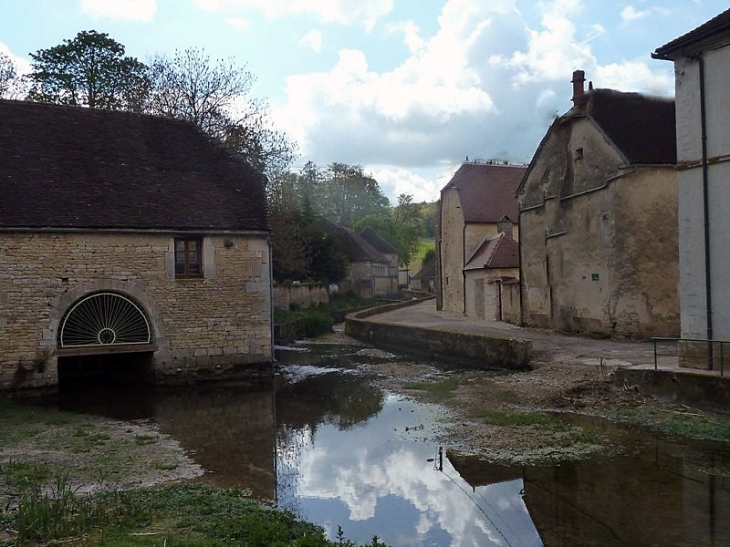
[27,30,148,110]
[0,51,20,99]
[320,163,389,227]
[355,193,424,267]
[146,48,296,174]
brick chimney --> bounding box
[571,70,586,107]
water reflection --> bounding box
[277,393,542,546]
[45,342,730,546]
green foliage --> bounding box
[4,479,387,547]
[421,247,436,269]
[301,311,335,337]
[403,378,461,401]
[146,47,296,175]
[355,194,424,267]
[27,30,148,110]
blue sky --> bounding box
[1,0,728,203]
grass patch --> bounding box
[3,479,387,547]
[403,378,460,401]
[153,461,179,471]
[472,409,572,431]
[135,434,158,446]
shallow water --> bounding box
[50,341,730,546]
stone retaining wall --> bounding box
[345,299,532,370]
[614,367,730,412]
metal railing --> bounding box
[651,337,727,376]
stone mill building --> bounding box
[0,100,273,393]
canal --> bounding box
[51,335,730,546]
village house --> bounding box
[517,72,679,338]
[0,100,273,393]
[411,258,436,294]
[317,218,398,298]
[436,162,524,320]
[653,8,730,368]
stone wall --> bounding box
[273,284,329,310]
[345,300,531,370]
[519,116,679,339]
[0,231,272,392]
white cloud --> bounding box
[272,0,677,203]
[191,0,393,30]
[387,21,425,54]
[227,17,250,29]
[0,43,32,76]
[80,0,156,22]
[299,30,322,53]
[620,4,671,23]
[596,60,673,95]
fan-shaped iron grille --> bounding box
[59,292,151,348]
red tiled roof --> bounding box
[0,100,269,232]
[464,232,519,271]
[653,9,730,60]
[441,163,524,223]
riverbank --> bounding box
[341,300,730,464]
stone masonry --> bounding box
[0,231,272,392]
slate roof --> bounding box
[359,226,398,255]
[316,216,389,264]
[585,90,676,165]
[464,232,519,271]
[441,163,524,224]
[0,100,269,231]
[413,257,436,280]
[653,9,730,59]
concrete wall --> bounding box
[0,231,272,391]
[345,300,531,370]
[520,117,679,338]
[674,49,730,346]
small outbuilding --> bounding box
[0,100,273,392]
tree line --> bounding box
[0,30,436,284]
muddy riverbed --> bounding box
[3,326,730,546]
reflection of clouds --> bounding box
[278,396,542,546]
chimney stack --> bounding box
[571,70,586,106]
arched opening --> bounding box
[57,291,157,392]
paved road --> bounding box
[366,300,681,371]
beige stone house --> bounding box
[518,72,679,338]
[437,162,525,318]
[0,100,272,393]
[317,218,398,298]
[654,9,730,367]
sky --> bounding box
[1,0,728,204]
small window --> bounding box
[175,238,202,278]
[574,147,584,160]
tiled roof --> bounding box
[464,232,519,271]
[653,9,730,59]
[441,163,524,223]
[0,100,269,231]
[316,216,389,264]
[585,90,676,165]
[359,226,398,255]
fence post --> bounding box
[653,339,658,370]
